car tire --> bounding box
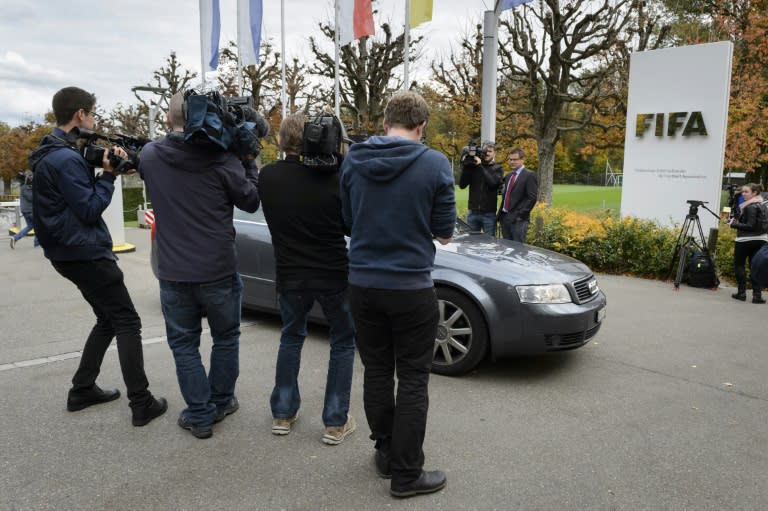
[432,287,489,376]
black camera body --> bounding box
[67,128,148,174]
[725,184,741,218]
[302,113,345,170]
[460,140,490,165]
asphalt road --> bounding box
[1,228,766,511]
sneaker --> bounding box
[214,396,239,423]
[322,414,356,445]
[177,414,213,439]
[272,414,298,435]
[9,238,15,249]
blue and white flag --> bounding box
[499,0,534,11]
[238,0,263,67]
[200,0,221,71]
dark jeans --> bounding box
[734,239,767,292]
[466,211,497,236]
[13,212,38,246]
[52,259,151,408]
[160,274,243,427]
[500,213,530,243]
[270,284,356,427]
[349,285,439,486]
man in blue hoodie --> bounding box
[30,86,167,426]
[139,92,261,439]
[340,91,456,498]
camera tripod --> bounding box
[667,200,721,289]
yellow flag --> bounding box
[409,0,432,29]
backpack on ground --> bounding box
[687,251,719,288]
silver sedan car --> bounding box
[231,208,607,376]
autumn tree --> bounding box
[497,0,633,204]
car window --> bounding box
[234,207,266,223]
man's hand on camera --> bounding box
[102,146,128,174]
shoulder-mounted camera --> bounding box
[302,113,347,170]
[461,140,490,165]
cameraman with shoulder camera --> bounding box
[458,140,503,235]
[30,86,167,426]
[258,113,356,445]
[138,92,261,439]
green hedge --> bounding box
[122,187,145,223]
[523,207,737,283]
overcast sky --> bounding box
[0,0,504,126]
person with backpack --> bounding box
[10,170,38,249]
[728,183,768,303]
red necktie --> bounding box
[503,172,517,211]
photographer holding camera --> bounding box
[139,92,261,439]
[727,183,768,303]
[258,113,356,445]
[30,86,167,426]
[458,140,503,235]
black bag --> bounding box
[687,252,719,288]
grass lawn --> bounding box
[454,184,622,216]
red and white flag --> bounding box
[337,0,375,47]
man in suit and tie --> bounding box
[498,148,538,242]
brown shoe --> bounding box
[322,414,356,445]
[271,414,298,435]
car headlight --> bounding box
[515,284,572,304]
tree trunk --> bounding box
[537,137,556,205]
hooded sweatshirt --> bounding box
[29,128,117,262]
[139,132,260,282]
[340,135,456,290]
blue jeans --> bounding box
[13,212,39,246]
[466,211,497,236]
[271,285,355,427]
[160,273,243,427]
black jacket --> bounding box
[731,200,767,238]
[139,132,260,282]
[498,167,539,221]
[258,155,349,288]
[29,128,117,262]
[458,161,503,213]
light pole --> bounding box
[131,86,168,140]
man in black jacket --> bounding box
[258,113,356,445]
[139,92,261,439]
[498,147,538,242]
[458,141,503,235]
[31,86,167,426]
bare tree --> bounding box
[498,0,633,204]
[309,21,422,134]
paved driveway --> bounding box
[1,228,766,510]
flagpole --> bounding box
[480,2,501,144]
[237,0,244,95]
[199,0,207,89]
[334,0,341,117]
[403,0,410,90]
[281,0,287,118]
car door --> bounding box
[234,208,278,311]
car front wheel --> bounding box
[432,287,489,376]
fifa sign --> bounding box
[635,112,708,138]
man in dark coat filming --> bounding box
[458,141,503,235]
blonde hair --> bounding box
[279,113,306,155]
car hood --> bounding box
[436,232,593,285]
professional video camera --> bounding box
[725,183,741,219]
[183,89,269,160]
[460,140,490,165]
[302,113,346,170]
[66,128,150,174]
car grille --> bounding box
[545,323,601,349]
[572,275,599,304]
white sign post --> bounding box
[103,175,135,253]
[621,42,734,232]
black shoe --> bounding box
[214,396,239,423]
[374,450,392,479]
[390,470,447,498]
[177,415,213,439]
[732,292,747,301]
[753,295,766,304]
[132,397,168,427]
[67,385,121,412]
